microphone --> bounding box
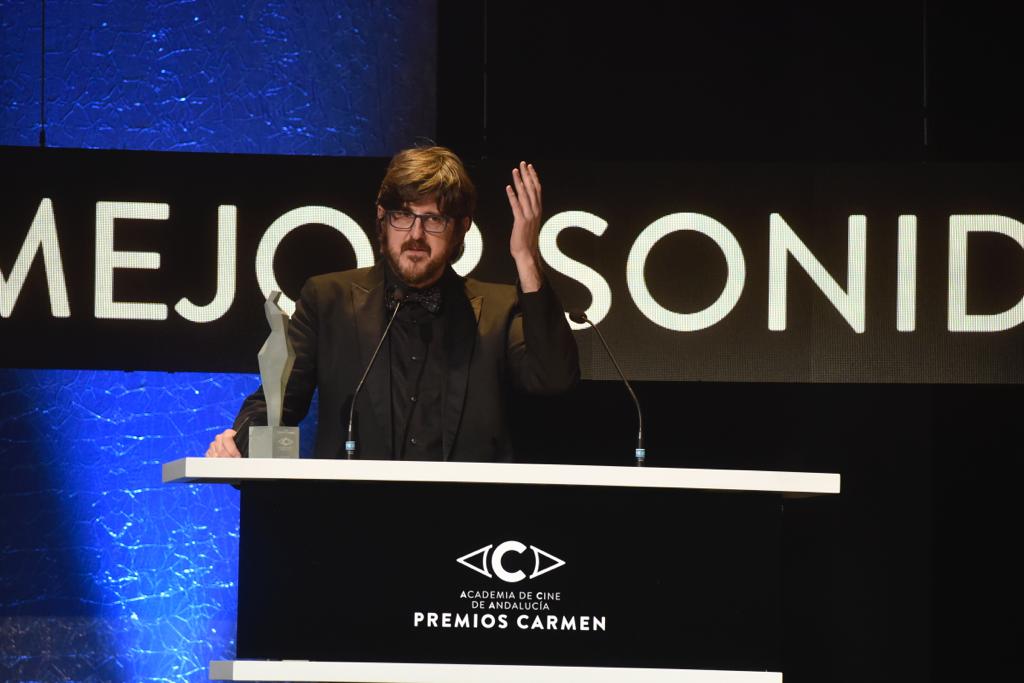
[568,309,646,466]
[346,287,405,458]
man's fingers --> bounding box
[506,184,523,222]
[223,429,241,457]
[512,166,531,215]
[509,162,544,259]
[515,162,541,216]
[520,162,542,213]
[206,428,241,458]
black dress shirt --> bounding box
[384,267,447,459]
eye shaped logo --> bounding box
[457,540,566,583]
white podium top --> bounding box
[162,457,839,496]
[210,659,781,683]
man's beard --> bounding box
[386,237,446,288]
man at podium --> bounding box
[205,145,579,461]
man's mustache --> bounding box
[402,239,431,254]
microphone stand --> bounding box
[346,291,405,458]
[569,310,645,466]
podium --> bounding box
[162,458,839,682]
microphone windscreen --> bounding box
[567,309,588,325]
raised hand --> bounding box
[506,161,544,292]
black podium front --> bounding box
[162,458,839,682]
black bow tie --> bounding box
[387,284,443,314]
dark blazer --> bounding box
[234,262,580,461]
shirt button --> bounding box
[410,395,417,402]
[410,436,418,445]
[411,355,419,361]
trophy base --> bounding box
[248,426,300,459]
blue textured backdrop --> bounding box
[1,1,435,679]
[0,0,42,147]
[0,0,437,154]
[0,371,257,681]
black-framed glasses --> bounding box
[386,210,452,235]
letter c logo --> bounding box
[490,540,527,583]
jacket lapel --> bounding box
[351,265,392,458]
[442,276,482,461]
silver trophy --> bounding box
[248,291,300,458]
